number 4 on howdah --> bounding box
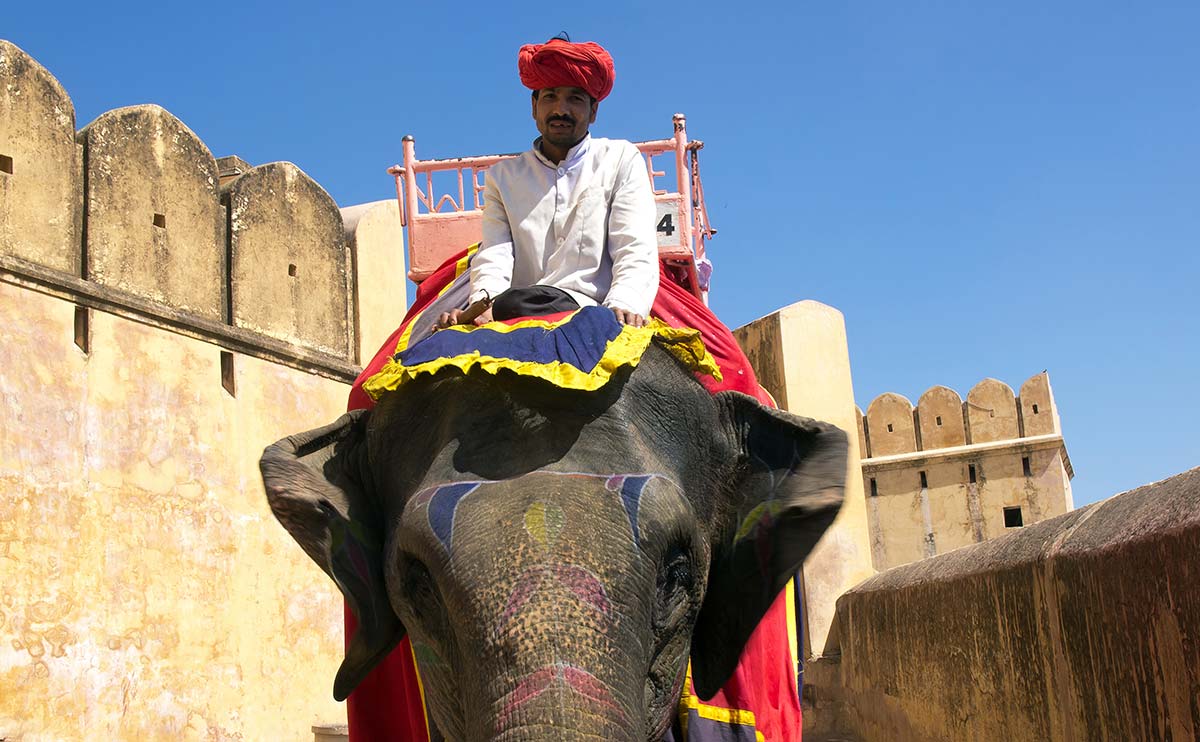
[262,34,850,742]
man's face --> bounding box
[532,86,598,151]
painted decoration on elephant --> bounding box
[523,500,565,550]
[605,474,653,543]
[496,662,627,735]
[409,481,483,555]
[495,564,613,637]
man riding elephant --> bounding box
[301,35,823,742]
[437,34,658,331]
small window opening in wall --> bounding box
[919,471,928,489]
[1004,506,1024,528]
[1032,404,1039,414]
[73,306,90,354]
[288,263,297,277]
[935,415,943,426]
[153,213,167,229]
[869,478,878,497]
[0,154,13,174]
[220,351,236,397]
[886,423,894,433]
[968,464,977,484]
[1022,456,1032,477]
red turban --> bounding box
[518,39,615,102]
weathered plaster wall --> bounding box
[859,373,1074,571]
[734,301,874,660]
[0,285,348,740]
[0,39,407,741]
[805,467,1200,742]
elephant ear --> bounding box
[690,392,848,699]
[259,409,404,701]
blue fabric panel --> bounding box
[396,305,623,373]
[685,710,759,742]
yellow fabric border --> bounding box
[408,641,434,740]
[362,315,721,401]
[678,662,764,742]
[785,578,799,688]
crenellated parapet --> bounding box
[0,39,402,380]
[0,40,81,275]
[858,372,1063,458]
[857,372,1074,571]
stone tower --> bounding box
[856,373,1073,570]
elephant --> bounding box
[260,340,848,741]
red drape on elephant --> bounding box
[344,251,802,741]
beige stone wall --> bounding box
[0,285,348,740]
[341,199,409,363]
[859,372,1074,571]
[734,301,874,659]
[805,467,1200,741]
[0,40,408,741]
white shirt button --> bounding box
[557,168,565,176]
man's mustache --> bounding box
[547,115,576,125]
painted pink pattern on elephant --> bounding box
[495,564,612,637]
[549,565,612,617]
[496,663,628,733]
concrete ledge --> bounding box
[807,466,1200,741]
[1,253,359,383]
[861,433,1065,473]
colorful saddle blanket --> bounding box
[362,305,721,400]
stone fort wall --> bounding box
[855,374,1074,571]
[0,39,406,741]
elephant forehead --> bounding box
[402,471,684,559]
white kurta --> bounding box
[470,134,660,317]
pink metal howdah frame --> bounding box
[388,113,716,301]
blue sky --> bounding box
[7,2,1197,506]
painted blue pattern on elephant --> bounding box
[427,482,481,554]
[605,474,651,542]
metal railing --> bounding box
[387,114,715,299]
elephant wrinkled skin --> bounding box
[261,344,847,741]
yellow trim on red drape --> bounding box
[408,641,434,741]
[678,663,765,742]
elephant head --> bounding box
[261,344,847,741]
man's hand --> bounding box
[434,306,494,331]
[609,307,646,327]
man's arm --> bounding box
[437,171,512,328]
[472,172,517,304]
[603,144,660,324]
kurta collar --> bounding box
[532,133,592,170]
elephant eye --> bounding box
[654,544,697,635]
[659,544,695,596]
[664,556,693,593]
[397,555,446,624]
